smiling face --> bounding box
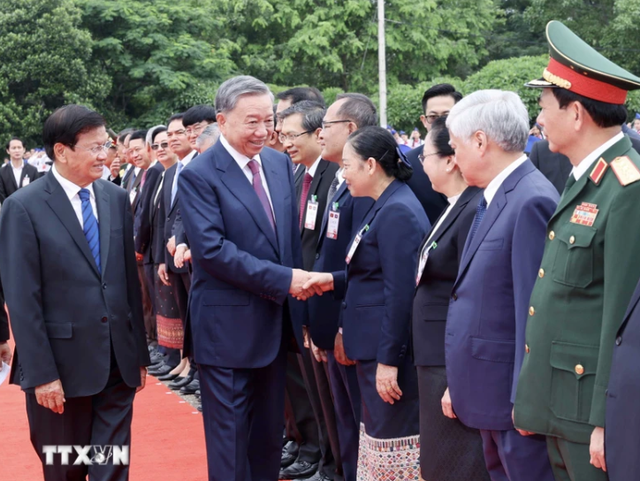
[217,94,274,158]
[167,119,192,160]
[128,138,151,170]
[153,131,175,166]
[319,99,354,164]
[55,126,108,187]
[281,113,321,167]
[341,142,372,198]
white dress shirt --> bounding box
[571,132,624,181]
[220,135,275,215]
[51,164,98,228]
[306,156,322,178]
[335,167,345,188]
[170,150,197,197]
[11,162,23,188]
[484,154,528,206]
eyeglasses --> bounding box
[424,113,449,124]
[321,120,353,129]
[72,140,113,156]
[418,152,441,164]
[151,142,170,151]
[166,129,186,138]
[278,130,313,143]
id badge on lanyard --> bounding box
[326,202,340,240]
[346,224,369,265]
[304,195,319,230]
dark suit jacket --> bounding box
[412,186,483,367]
[134,162,165,263]
[406,146,448,224]
[0,162,40,204]
[122,164,136,192]
[0,277,8,342]
[0,173,150,397]
[308,180,374,351]
[151,173,168,266]
[334,180,430,365]
[295,160,340,271]
[530,136,640,194]
[445,160,558,431]
[178,141,305,368]
[160,163,189,274]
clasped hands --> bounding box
[289,269,334,301]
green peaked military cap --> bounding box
[526,20,640,104]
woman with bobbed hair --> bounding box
[304,126,429,480]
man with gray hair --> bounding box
[195,123,220,154]
[178,75,309,481]
[442,90,558,481]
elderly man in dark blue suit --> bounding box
[443,90,558,481]
[178,76,309,481]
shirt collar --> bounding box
[181,150,198,167]
[220,135,262,169]
[571,131,624,181]
[447,192,462,206]
[484,154,528,206]
[335,167,345,186]
[51,163,95,202]
[306,156,322,178]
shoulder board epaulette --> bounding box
[589,157,608,185]
[610,156,640,186]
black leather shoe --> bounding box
[148,363,173,376]
[157,372,179,381]
[150,351,164,364]
[180,379,200,395]
[197,403,202,412]
[281,440,298,468]
[168,375,193,390]
[279,460,318,480]
[302,472,332,481]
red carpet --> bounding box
[0,355,208,480]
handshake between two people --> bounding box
[289,269,334,301]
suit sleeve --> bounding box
[0,197,60,387]
[122,192,151,367]
[510,193,558,402]
[377,204,428,366]
[590,181,640,427]
[172,209,189,247]
[0,172,7,204]
[0,276,9,342]
[178,167,292,305]
[134,169,159,254]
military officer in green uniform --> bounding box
[514,20,640,481]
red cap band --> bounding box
[545,58,627,104]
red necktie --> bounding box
[299,173,313,229]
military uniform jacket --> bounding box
[514,135,640,444]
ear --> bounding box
[53,143,68,164]
[475,131,489,156]
[573,101,587,131]
[313,127,322,141]
[216,113,227,134]
[367,157,378,174]
[347,122,358,135]
[445,155,456,171]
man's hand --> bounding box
[0,341,11,364]
[167,236,176,256]
[289,269,312,299]
[334,332,356,366]
[441,387,456,419]
[136,367,147,393]
[300,272,334,300]
[174,245,187,269]
[158,263,171,286]
[590,426,607,472]
[310,339,328,363]
[302,325,310,349]
[184,249,192,262]
[376,363,402,404]
[110,158,121,179]
[35,379,65,414]
[512,407,535,436]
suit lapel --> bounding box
[163,165,176,218]
[4,165,18,191]
[94,181,110,276]
[44,175,101,278]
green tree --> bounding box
[0,0,109,147]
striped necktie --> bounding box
[78,188,101,273]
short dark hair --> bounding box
[129,129,148,143]
[279,101,325,132]
[421,84,463,114]
[5,137,24,150]
[167,113,185,126]
[277,87,325,107]
[183,105,217,127]
[43,105,106,160]
[552,89,627,128]
[151,126,167,144]
[347,126,412,181]
[117,128,135,144]
[428,117,455,157]
[335,93,378,128]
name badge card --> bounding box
[305,195,319,230]
[129,187,137,204]
[326,202,340,240]
[346,225,369,265]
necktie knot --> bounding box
[248,159,261,175]
[79,188,90,202]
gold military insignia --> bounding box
[610,156,640,186]
[589,158,608,185]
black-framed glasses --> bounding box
[151,142,170,151]
[418,152,441,164]
[72,140,114,156]
[278,130,313,143]
[321,119,353,129]
[424,113,449,124]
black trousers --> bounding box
[26,349,136,481]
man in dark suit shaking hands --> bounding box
[0,105,150,481]
[178,76,309,481]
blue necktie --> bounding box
[467,196,487,245]
[171,161,184,207]
[79,188,101,273]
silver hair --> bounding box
[145,124,166,147]
[446,90,529,152]
[215,76,274,114]
[196,123,220,147]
